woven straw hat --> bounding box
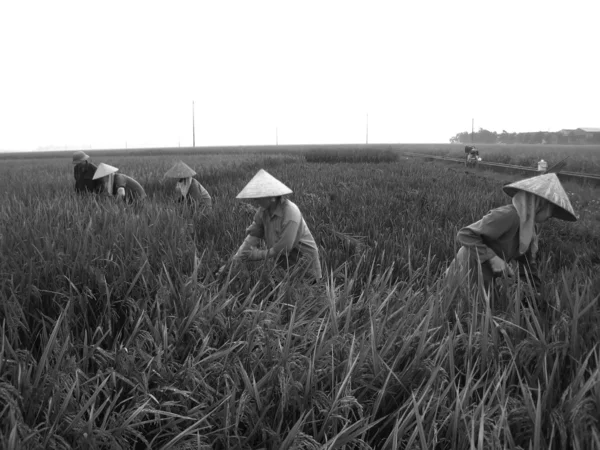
[236,169,293,199]
[503,173,577,221]
[72,151,90,164]
[93,163,119,180]
[164,161,196,179]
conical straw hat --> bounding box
[93,163,119,180]
[236,169,293,199]
[72,151,90,164]
[503,173,577,221]
[164,160,196,178]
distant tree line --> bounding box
[449,128,600,145]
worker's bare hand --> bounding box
[489,255,514,278]
[245,247,267,261]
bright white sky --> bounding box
[0,0,598,151]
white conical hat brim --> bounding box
[164,161,196,178]
[93,163,119,180]
[503,173,577,221]
[236,169,293,199]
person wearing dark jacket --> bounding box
[446,173,577,298]
[73,151,102,194]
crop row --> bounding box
[0,153,599,448]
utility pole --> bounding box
[192,101,196,147]
[471,118,474,144]
[366,113,369,144]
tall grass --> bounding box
[1,152,599,448]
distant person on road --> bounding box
[466,148,480,167]
[231,169,322,282]
[164,160,212,211]
[92,163,146,202]
[445,173,577,299]
[73,151,102,194]
[464,145,476,160]
[464,145,479,164]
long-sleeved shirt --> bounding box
[179,179,212,208]
[246,199,321,279]
[74,162,102,193]
[111,174,146,201]
[457,204,540,289]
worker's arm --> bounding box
[245,209,265,239]
[243,219,298,262]
[234,209,266,261]
[242,208,302,262]
[457,207,517,264]
[234,235,261,261]
[114,175,129,200]
[266,218,300,258]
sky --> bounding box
[0,0,598,151]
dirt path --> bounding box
[420,157,600,227]
[423,158,522,184]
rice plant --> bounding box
[1,151,599,449]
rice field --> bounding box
[9,142,600,175]
[1,148,600,449]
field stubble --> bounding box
[0,150,599,449]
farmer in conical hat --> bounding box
[164,161,212,210]
[446,172,577,297]
[72,151,102,194]
[233,169,322,281]
[92,163,146,202]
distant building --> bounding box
[557,128,600,144]
[579,128,600,142]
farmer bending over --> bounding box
[93,163,146,203]
[233,169,322,282]
[164,160,212,210]
[446,173,577,300]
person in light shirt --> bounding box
[446,173,577,299]
[92,163,146,202]
[233,169,322,282]
[164,160,212,210]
